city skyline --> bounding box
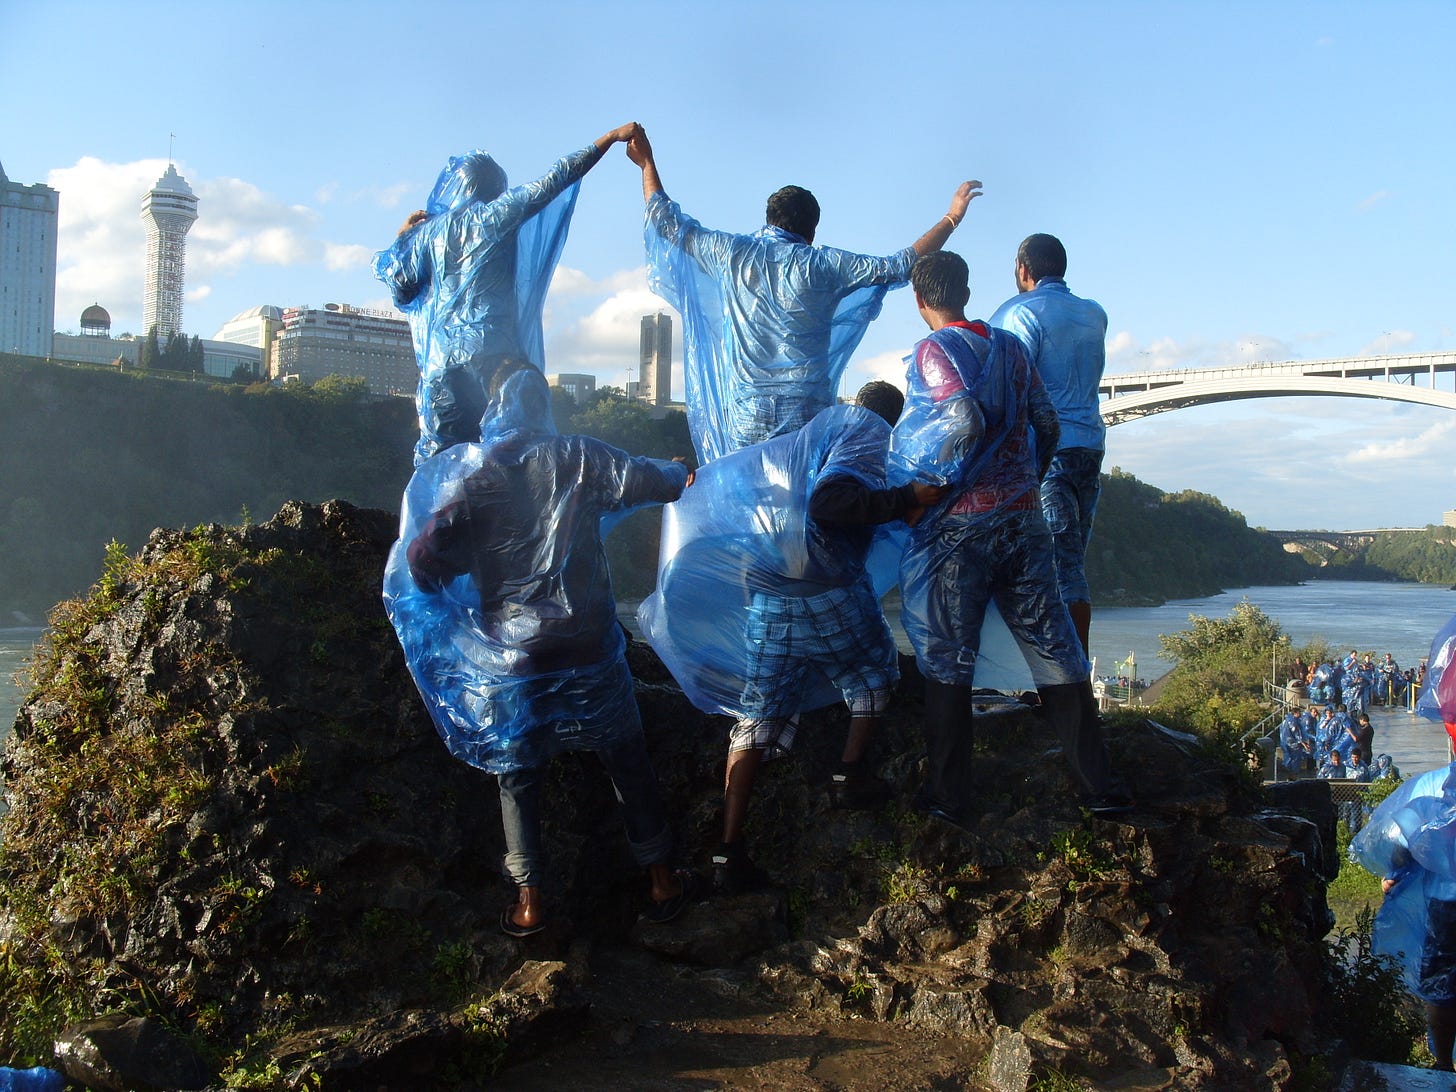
[4,0,1454,531]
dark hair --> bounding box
[911,251,971,311]
[765,186,820,240]
[856,380,904,426]
[487,357,535,401]
[1016,233,1068,281]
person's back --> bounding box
[629,128,979,460]
[990,233,1107,654]
[991,276,1107,451]
[404,366,688,683]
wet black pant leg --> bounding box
[921,676,976,810]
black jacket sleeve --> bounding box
[809,476,919,527]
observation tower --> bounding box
[140,163,198,339]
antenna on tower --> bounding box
[168,132,176,166]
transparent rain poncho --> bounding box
[890,325,1088,687]
[1350,763,1456,1003]
[638,404,898,717]
[382,368,688,773]
[1417,613,1456,728]
[374,145,599,465]
[644,193,913,462]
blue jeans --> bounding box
[1040,447,1102,606]
[496,718,673,887]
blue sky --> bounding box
[4,0,1454,530]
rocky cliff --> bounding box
[0,501,1345,1089]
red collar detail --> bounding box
[946,320,990,336]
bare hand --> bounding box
[912,482,951,507]
[627,128,655,168]
[595,123,642,153]
[398,209,428,236]
[949,180,983,223]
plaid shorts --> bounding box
[730,581,897,755]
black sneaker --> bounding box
[1083,790,1134,816]
[711,844,772,895]
[830,768,891,810]
[912,789,975,832]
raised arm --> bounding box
[626,127,665,203]
[910,181,982,258]
[595,122,641,154]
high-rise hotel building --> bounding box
[140,164,198,339]
[0,159,60,357]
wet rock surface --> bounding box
[1,501,1346,1088]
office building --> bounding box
[0,160,60,357]
[271,303,415,395]
[141,164,198,339]
[548,372,596,408]
[639,312,672,406]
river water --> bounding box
[3,580,1454,775]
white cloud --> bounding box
[550,265,647,299]
[1356,190,1392,212]
[842,348,912,398]
[323,242,374,273]
[544,279,666,383]
[1104,332,1298,374]
[1343,417,1456,465]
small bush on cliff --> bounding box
[1153,599,1290,734]
[1326,905,1426,1064]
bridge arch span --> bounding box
[1102,375,1456,426]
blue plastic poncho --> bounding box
[1278,712,1310,771]
[1350,763,1456,1002]
[891,324,1087,688]
[374,145,601,465]
[1417,613,1456,727]
[638,404,899,717]
[643,191,915,462]
[383,367,688,773]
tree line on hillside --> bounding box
[9,353,1447,624]
[1297,526,1456,585]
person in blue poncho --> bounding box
[627,125,979,462]
[891,252,1128,824]
[990,234,1107,656]
[1278,706,1313,775]
[1352,763,1456,1071]
[375,123,640,466]
[710,381,949,894]
[395,362,695,936]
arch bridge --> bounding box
[1100,351,1456,425]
